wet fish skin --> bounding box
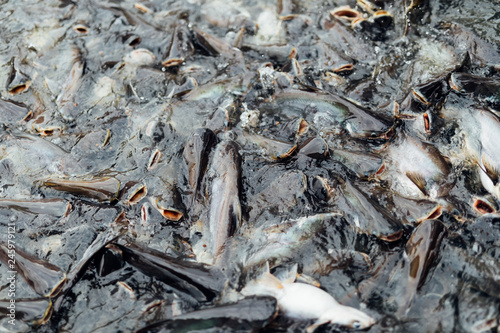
[331,148,385,179]
[382,130,453,199]
[183,128,217,202]
[336,178,404,242]
[163,20,193,67]
[0,99,30,124]
[0,244,66,298]
[56,47,84,121]
[0,198,71,217]
[240,212,342,268]
[192,26,243,60]
[450,72,500,108]
[458,286,499,332]
[115,240,226,303]
[53,230,121,312]
[6,56,31,95]
[272,90,393,139]
[136,296,277,333]
[397,220,446,316]
[0,298,52,325]
[205,140,242,262]
[43,176,121,202]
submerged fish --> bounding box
[263,90,393,139]
[450,73,500,109]
[0,244,66,298]
[336,178,404,241]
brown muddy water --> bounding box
[0,0,499,332]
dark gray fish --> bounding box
[241,44,296,64]
[336,178,404,241]
[6,57,31,95]
[201,141,241,263]
[458,286,499,332]
[0,244,66,298]
[43,177,120,202]
[0,198,71,217]
[0,298,52,325]
[331,149,385,179]
[297,137,328,159]
[115,240,226,303]
[144,176,185,222]
[270,90,393,139]
[246,170,307,223]
[183,128,217,202]
[238,131,297,161]
[153,194,184,222]
[0,99,30,124]
[1,130,87,178]
[453,247,500,298]
[192,26,243,60]
[136,296,277,333]
[391,195,442,224]
[162,20,193,67]
[95,244,124,278]
[120,181,147,206]
[53,229,122,312]
[450,73,500,109]
[397,220,446,316]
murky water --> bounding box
[0,0,499,332]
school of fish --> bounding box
[0,0,499,332]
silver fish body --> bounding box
[202,140,242,263]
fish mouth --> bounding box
[9,83,30,94]
[415,205,443,223]
[473,198,496,215]
[378,229,404,242]
[125,184,148,205]
[162,58,184,67]
[158,207,184,221]
[330,6,361,23]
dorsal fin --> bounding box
[274,263,298,284]
[406,171,428,195]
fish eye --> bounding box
[352,321,362,329]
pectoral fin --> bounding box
[306,318,330,333]
[406,171,428,195]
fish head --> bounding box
[321,305,376,329]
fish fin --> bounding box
[406,171,428,195]
[227,198,242,236]
[259,272,284,290]
[306,318,330,333]
[481,154,499,185]
[233,197,242,229]
[275,263,298,284]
